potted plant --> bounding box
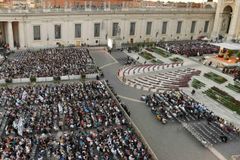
[53,76,61,81]
[81,74,86,80]
[5,78,12,84]
[228,50,234,57]
[30,76,36,83]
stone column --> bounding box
[108,1,110,10]
[104,1,106,10]
[18,21,26,48]
[227,3,240,41]
[7,21,14,49]
[210,0,224,39]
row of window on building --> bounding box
[33,21,209,40]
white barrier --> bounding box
[36,77,47,82]
[12,79,22,83]
[86,73,98,79]
[61,75,70,81]
[0,79,5,84]
[0,73,99,84]
[21,78,30,83]
[69,75,81,80]
[45,77,54,82]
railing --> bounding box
[0,6,216,14]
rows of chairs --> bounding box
[0,48,97,79]
[118,63,183,77]
[0,81,152,160]
[125,68,200,92]
[157,40,219,57]
[144,90,240,145]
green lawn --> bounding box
[139,52,156,60]
[191,79,206,89]
[151,47,171,58]
[204,87,240,115]
[226,83,240,93]
[170,57,183,63]
[203,72,227,84]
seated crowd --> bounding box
[0,81,151,159]
[157,40,219,56]
[37,127,150,160]
[144,90,240,135]
[0,135,33,160]
[0,48,96,79]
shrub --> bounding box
[203,72,227,84]
[81,74,86,79]
[53,76,61,81]
[226,83,240,93]
[236,52,240,58]
[170,57,183,62]
[5,79,12,83]
[30,76,36,83]
[138,52,155,60]
[191,79,205,89]
[151,47,171,58]
[204,87,240,115]
[228,50,234,57]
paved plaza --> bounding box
[0,47,239,160]
[89,48,240,160]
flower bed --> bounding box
[139,51,156,60]
[203,72,227,84]
[170,57,183,63]
[151,59,164,64]
[150,47,171,58]
[204,86,240,115]
[191,79,206,89]
[226,83,240,93]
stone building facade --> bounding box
[0,0,239,49]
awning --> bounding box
[211,42,240,50]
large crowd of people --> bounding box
[0,48,97,79]
[3,82,127,135]
[0,135,33,160]
[0,81,151,159]
[36,126,150,160]
[144,90,240,135]
[157,41,219,56]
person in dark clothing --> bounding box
[191,89,195,95]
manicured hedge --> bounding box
[5,79,12,83]
[204,87,240,115]
[203,72,227,84]
[151,47,171,58]
[170,57,183,63]
[139,52,156,60]
[226,83,240,93]
[151,59,164,64]
[192,79,206,89]
[30,76,36,83]
[53,76,61,81]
